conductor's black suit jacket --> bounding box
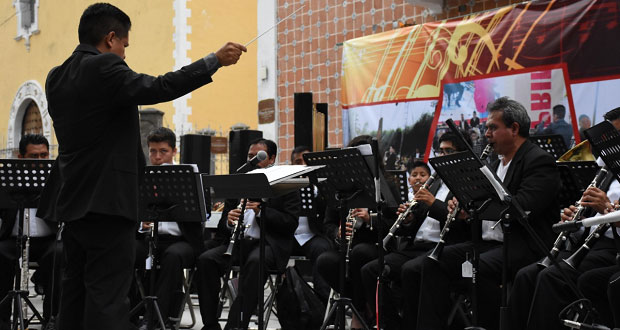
[38,44,216,223]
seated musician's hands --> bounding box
[353,208,370,223]
[228,208,241,226]
[580,187,612,214]
[560,205,578,222]
[447,198,468,220]
[414,188,435,206]
[141,221,152,231]
[245,201,262,215]
[397,203,414,224]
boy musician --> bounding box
[134,127,204,329]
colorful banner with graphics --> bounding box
[342,0,620,164]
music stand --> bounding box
[132,164,207,330]
[385,170,408,204]
[0,159,53,330]
[584,121,620,183]
[203,165,318,330]
[556,161,599,210]
[303,147,381,330]
[529,134,568,160]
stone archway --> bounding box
[8,80,51,151]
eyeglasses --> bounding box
[435,148,456,155]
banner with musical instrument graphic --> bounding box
[342,0,620,163]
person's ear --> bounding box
[104,31,116,49]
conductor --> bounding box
[36,3,246,330]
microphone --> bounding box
[236,150,268,173]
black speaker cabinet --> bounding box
[228,129,263,174]
[180,134,211,174]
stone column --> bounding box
[139,108,164,165]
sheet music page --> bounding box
[248,165,321,184]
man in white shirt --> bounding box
[133,127,204,330]
[0,134,61,330]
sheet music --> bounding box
[248,165,323,184]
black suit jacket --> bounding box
[38,44,215,223]
[489,140,560,262]
[214,192,300,271]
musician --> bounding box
[132,127,204,329]
[290,146,331,302]
[36,3,245,329]
[195,138,299,330]
[313,135,390,328]
[525,109,620,330]
[416,97,561,329]
[0,134,61,330]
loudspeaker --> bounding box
[228,130,263,174]
[294,93,314,150]
[180,134,211,174]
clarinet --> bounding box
[382,172,439,250]
[563,223,611,270]
[345,209,358,263]
[21,209,30,317]
[428,143,494,262]
[538,166,609,268]
[224,200,245,256]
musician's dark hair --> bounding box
[410,160,431,176]
[487,96,531,137]
[604,107,620,121]
[552,104,566,119]
[347,135,373,148]
[147,127,176,149]
[438,130,472,152]
[290,145,311,162]
[249,138,277,158]
[78,3,131,46]
[19,134,49,156]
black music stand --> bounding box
[203,166,317,330]
[584,121,620,183]
[0,159,53,330]
[529,134,568,160]
[132,164,207,330]
[385,170,408,204]
[556,161,600,211]
[304,148,379,330]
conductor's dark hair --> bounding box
[439,130,472,152]
[78,3,131,46]
[147,127,176,149]
[487,96,531,138]
[291,145,311,162]
[249,138,278,158]
[604,107,620,121]
[552,105,566,119]
[19,134,49,156]
[410,160,431,176]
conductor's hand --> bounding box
[414,188,435,207]
[215,42,247,66]
[560,205,578,222]
[580,187,611,214]
[227,208,241,226]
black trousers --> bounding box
[196,240,278,330]
[316,242,378,317]
[527,240,616,330]
[608,269,620,327]
[291,235,332,302]
[0,235,62,323]
[360,242,434,330]
[417,240,513,330]
[56,214,136,330]
[135,236,195,320]
[578,264,620,328]
[507,250,571,330]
